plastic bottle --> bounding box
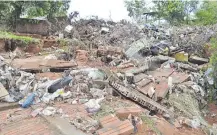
[21,93,35,108]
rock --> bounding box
[189,56,209,65]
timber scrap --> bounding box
[109,81,174,117]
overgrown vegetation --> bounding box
[140,115,161,135]
[125,0,217,26]
[208,36,217,102]
[195,1,217,25]
[0,31,40,45]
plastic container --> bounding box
[21,93,35,108]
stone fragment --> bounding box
[189,56,209,65]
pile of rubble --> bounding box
[1,18,217,135]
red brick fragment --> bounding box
[97,120,134,135]
[99,115,120,128]
[115,107,143,119]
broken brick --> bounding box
[155,78,169,99]
[97,120,134,135]
[137,82,154,96]
[170,72,189,84]
[115,107,143,119]
[99,115,121,128]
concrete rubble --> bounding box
[0,18,216,135]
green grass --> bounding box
[0,31,40,45]
[140,115,162,135]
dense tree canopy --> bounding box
[0,1,70,28]
[125,0,199,25]
[195,1,217,25]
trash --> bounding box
[44,54,58,60]
[65,25,73,33]
[59,33,64,39]
[21,93,35,108]
[191,84,205,97]
[204,68,214,85]
[31,108,43,117]
[101,27,109,34]
[88,70,106,80]
[71,116,99,133]
[90,88,106,98]
[48,76,72,93]
[3,95,16,102]
[84,97,104,113]
[42,106,56,116]
[174,51,188,62]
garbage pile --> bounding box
[1,18,217,134]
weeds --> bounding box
[0,31,40,45]
[140,115,161,135]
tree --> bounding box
[125,0,149,24]
[183,1,199,24]
[125,0,199,25]
[153,0,197,25]
[0,1,70,29]
[195,1,217,25]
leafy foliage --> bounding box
[0,1,70,28]
[125,0,149,23]
[153,0,198,25]
[125,0,199,25]
[0,31,40,44]
[195,1,217,25]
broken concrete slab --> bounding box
[11,56,77,72]
[147,68,174,78]
[189,56,209,65]
[125,38,148,58]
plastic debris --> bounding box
[42,106,56,116]
[48,76,72,93]
[31,108,43,117]
[21,93,35,108]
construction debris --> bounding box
[0,17,216,135]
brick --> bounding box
[116,107,142,119]
[97,120,134,135]
[170,72,189,84]
[155,78,169,99]
[99,115,120,128]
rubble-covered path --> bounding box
[0,108,61,135]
